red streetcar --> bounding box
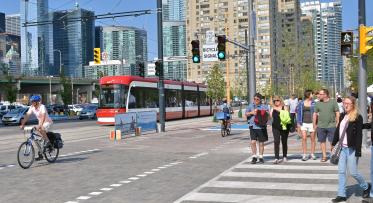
[96,76,212,125]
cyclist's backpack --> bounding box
[254,109,269,127]
[223,106,230,114]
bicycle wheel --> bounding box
[226,123,231,135]
[44,145,59,163]
[221,122,226,137]
[17,141,35,169]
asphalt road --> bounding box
[1,117,372,203]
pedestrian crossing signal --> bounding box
[94,48,101,64]
[341,32,353,56]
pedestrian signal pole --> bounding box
[157,0,165,132]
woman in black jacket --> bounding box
[331,96,370,202]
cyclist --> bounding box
[220,99,232,127]
[20,95,53,160]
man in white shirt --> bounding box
[20,95,53,145]
[289,94,298,132]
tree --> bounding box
[206,64,226,105]
[59,74,72,105]
[0,63,17,103]
[349,49,373,92]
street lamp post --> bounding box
[48,76,53,105]
[53,49,62,75]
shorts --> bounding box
[317,128,335,143]
[300,123,315,133]
[42,122,53,132]
[249,127,268,142]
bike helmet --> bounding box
[30,95,41,102]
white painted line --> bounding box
[110,184,122,187]
[89,192,102,196]
[65,201,78,203]
[144,171,155,174]
[128,177,140,180]
[100,188,113,191]
[174,193,331,203]
[194,152,209,157]
[137,174,147,177]
[236,164,337,171]
[170,162,179,165]
[7,165,15,167]
[76,196,91,200]
[224,172,337,180]
[164,164,173,167]
[206,181,336,192]
[158,166,166,169]
[189,156,197,159]
[151,169,160,171]
[120,180,132,184]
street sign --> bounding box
[341,32,353,45]
[205,31,215,45]
[202,44,218,62]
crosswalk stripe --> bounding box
[224,171,337,180]
[204,181,336,191]
[176,193,331,203]
[236,164,337,171]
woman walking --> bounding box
[296,90,317,161]
[270,96,290,164]
[331,96,371,202]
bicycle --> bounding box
[17,126,59,169]
[220,116,231,137]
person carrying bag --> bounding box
[330,96,371,202]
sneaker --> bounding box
[302,155,308,161]
[363,183,372,198]
[282,157,287,162]
[258,158,264,164]
[251,157,257,164]
[35,153,43,161]
[310,154,317,160]
[331,196,347,202]
[273,159,279,164]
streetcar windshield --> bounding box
[99,84,128,108]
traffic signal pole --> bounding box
[358,0,368,147]
[157,0,165,132]
[248,0,256,101]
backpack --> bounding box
[279,110,291,130]
[223,106,230,114]
[254,109,269,127]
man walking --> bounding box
[246,93,269,164]
[313,89,340,162]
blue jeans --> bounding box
[338,147,368,197]
[370,146,373,197]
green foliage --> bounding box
[206,64,226,104]
[349,49,373,92]
[59,75,72,105]
[0,63,17,103]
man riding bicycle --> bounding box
[20,95,53,160]
[220,99,232,125]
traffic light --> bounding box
[155,60,162,77]
[93,48,101,64]
[341,32,353,56]
[191,40,200,63]
[359,25,373,55]
[138,62,145,77]
[217,35,226,60]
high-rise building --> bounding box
[95,26,147,76]
[5,14,21,36]
[21,0,51,76]
[52,5,95,77]
[0,12,5,33]
[162,0,187,81]
[273,0,302,94]
[0,33,21,75]
[301,0,343,93]
[186,0,250,97]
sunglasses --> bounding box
[273,100,280,102]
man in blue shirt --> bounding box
[245,93,269,164]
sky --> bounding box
[1,0,372,60]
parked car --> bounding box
[1,107,37,125]
[0,105,21,119]
[69,104,84,114]
[79,105,98,120]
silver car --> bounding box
[2,108,37,125]
[79,105,98,120]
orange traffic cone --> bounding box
[109,130,115,140]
